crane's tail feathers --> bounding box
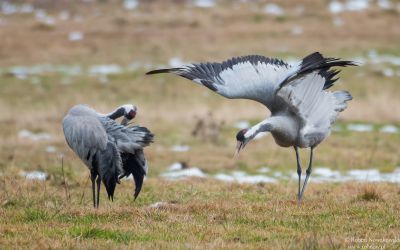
[126,126,154,147]
[98,142,122,201]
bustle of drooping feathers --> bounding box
[128,126,154,145]
[146,55,290,91]
[281,52,357,90]
[120,152,146,200]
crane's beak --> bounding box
[234,141,244,157]
[121,116,130,126]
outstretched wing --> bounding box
[147,55,298,111]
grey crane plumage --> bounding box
[62,104,153,207]
[147,52,357,201]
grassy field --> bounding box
[0,0,400,249]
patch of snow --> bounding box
[329,0,370,14]
[377,0,392,9]
[20,171,48,181]
[18,129,52,141]
[124,0,138,10]
[170,145,190,152]
[68,31,84,41]
[346,0,370,11]
[10,66,29,79]
[347,169,381,182]
[89,64,122,75]
[35,10,55,26]
[1,2,32,15]
[382,68,394,77]
[263,3,284,16]
[168,162,185,171]
[379,125,398,134]
[214,171,277,184]
[329,1,345,14]
[312,167,342,182]
[148,201,168,209]
[193,0,216,8]
[161,168,207,180]
[46,146,57,153]
[214,173,235,182]
[347,123,373,132]
[234,120,249,129]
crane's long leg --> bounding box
[299,147,314,200]
[294,147,302,201]
[90,172,97,208]
[96,176,101,208]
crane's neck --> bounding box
[244,116,280,140]
[104,106,125,120]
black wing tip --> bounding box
[146,68,183,75]
[133,191,139,200]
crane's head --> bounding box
[121,104,137,125]
[235,128,250,156]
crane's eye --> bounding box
[126,110,136,119]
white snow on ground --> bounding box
[168,162,185,171]
[46,146,57,153]
[294,167,400,183]
[89,64,122,75]
[18,129,52,141]
[328,0,370,14]
[379,125,398,134]
[193,0,216,8]
[161,168,207,180]
[123,0,138,10]
[68,31,84,41]
[170,145,191,152]
[347,123,373,132]
[148,201,168,209]
[214,171,277,184]
[263,3,284,16]
[20,171,48,181]
[377,0,392,9]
